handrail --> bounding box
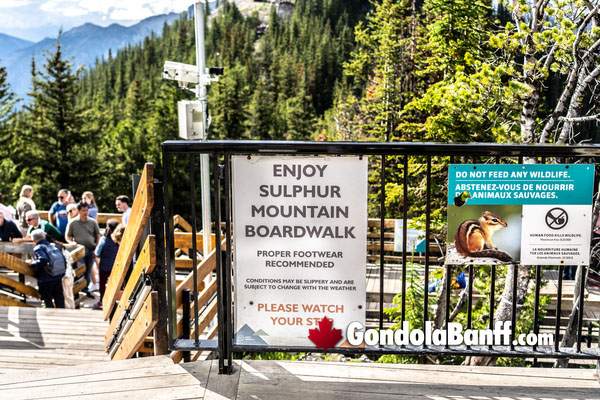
[162,140,600,374]
[102,163,154,319]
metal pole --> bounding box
[195,1,212,257]
[182,289,191,363]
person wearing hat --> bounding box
[28,229,65,308]
[0,211,22,242]
[25,210,65,244]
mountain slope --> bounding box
[0,33,33,61]
[1,12,180,104]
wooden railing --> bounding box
[0,245,86,306]
[103,163,159,360]
[169,215,218,363]
[37,211,122,227]
[98,162,220,362]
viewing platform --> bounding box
[0,306,108,374]
[0,355,597,399]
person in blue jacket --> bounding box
[29,229,65,308]
[93,219,124,310]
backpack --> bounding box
[40,243,67,277]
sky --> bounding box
[0,0,192,42]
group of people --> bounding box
[0,186,132,310]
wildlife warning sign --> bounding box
[232,155,367,348]
[447,164,594,266]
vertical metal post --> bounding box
[576,266,586,352]
[151,180,169,355]
[510,264,518,351]
[194,1,212,258]
[401,156,408,325]
[423,156,431,348]
[214,154,231,374]
[189,155,200,344]
[532,266,541,351]
[466,265,474,349]
[162,150,178,348]
[555,266,564,352]
[489,265,496,348]
[379,155,386,335]
[223,154,233,369]
[532,265,542,365]
[445,265,451,349]
[182,289,191,363]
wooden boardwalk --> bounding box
[0,355,597,399]
[0,306,108,374]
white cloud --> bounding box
[39,0,189,19]
[0,0,34,8]
[109,6,154,21]
[0,0,191,41]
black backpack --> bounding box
[39,243,67,277]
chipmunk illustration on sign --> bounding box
[454,211,513,262]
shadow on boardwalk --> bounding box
[0,306,108,373]
[0,355,597,399]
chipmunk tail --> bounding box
[469,249,514,262]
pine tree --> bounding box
[0,64,16,127]
[0,63,18,198]
[22,32,99,206]
[343,0,419,141]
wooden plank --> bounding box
[95,213,122,226]
[367,218,396,229]
[174,258,196,269]
[0,251,35,277]
[36,212,122,227]
[69,245,86,264]
[175,246,217,309]
[173,215,193,232]
[366,255,441,264]
[0,367,208,399]
[173,232,216,252]
[367,232,395,239]
[102,163,154,320]
[104,235,156,348]
[0,355,173,385]
[112,291,158,360]
[0,275,40,298]
[176,297,217,339]
[74,263,86,278]
[171,297,218,364]
[136,337,155,353]
[175,281,217,337]
[0,242,34,255]
[205,359,241,400]
[72,279,87,295]
[367,242,442,253]
[0,295,32,307]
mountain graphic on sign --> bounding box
[254,329,269,336]
[236,324,268,345]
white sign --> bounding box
[232,156,367,347]
[520,205,592,265]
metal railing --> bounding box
[162,140,600,374]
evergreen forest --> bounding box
[0,0,599,213]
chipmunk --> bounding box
[454,211,513,262]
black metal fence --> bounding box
[162,140,600,374]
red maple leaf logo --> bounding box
[307,316,343,353]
